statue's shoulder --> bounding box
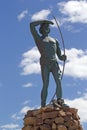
[48,36,56,43]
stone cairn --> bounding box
[22,102,83,130]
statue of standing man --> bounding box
[30,20,67,107]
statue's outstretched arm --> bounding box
[30,20,53,28]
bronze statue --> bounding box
[30,20,67,107]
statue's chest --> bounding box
[42,39,57,52]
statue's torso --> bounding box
[37,36,57,61]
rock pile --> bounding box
[22,104,83,130]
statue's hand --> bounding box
[61,55,67,61]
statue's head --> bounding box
[39,23,50,35]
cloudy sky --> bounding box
[0,0,87,130]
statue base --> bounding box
[22,103,83,130]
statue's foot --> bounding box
[57,98,64,105]
[57,99,69,108]
[52,99,61,108]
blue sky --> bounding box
[0,0,87,130]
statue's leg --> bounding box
[41,65,50,107]
[51,62,62,99]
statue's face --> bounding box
[42,24,50,34]
[39,23,50,35]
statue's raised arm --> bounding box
[30,20,54,42]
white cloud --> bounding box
[65,48,87,79]
[22,100,30,105]
[20,106,34,114]
[22,83,33,88]
[20,47,40,75]
[11,114,21,120]
[11,105,33,121]
[20,47,87,80]
[31,9,51,21]
[65,93,87,122]
[58,1,87,24]
[17,9,28,21]
[0,123,19,129]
